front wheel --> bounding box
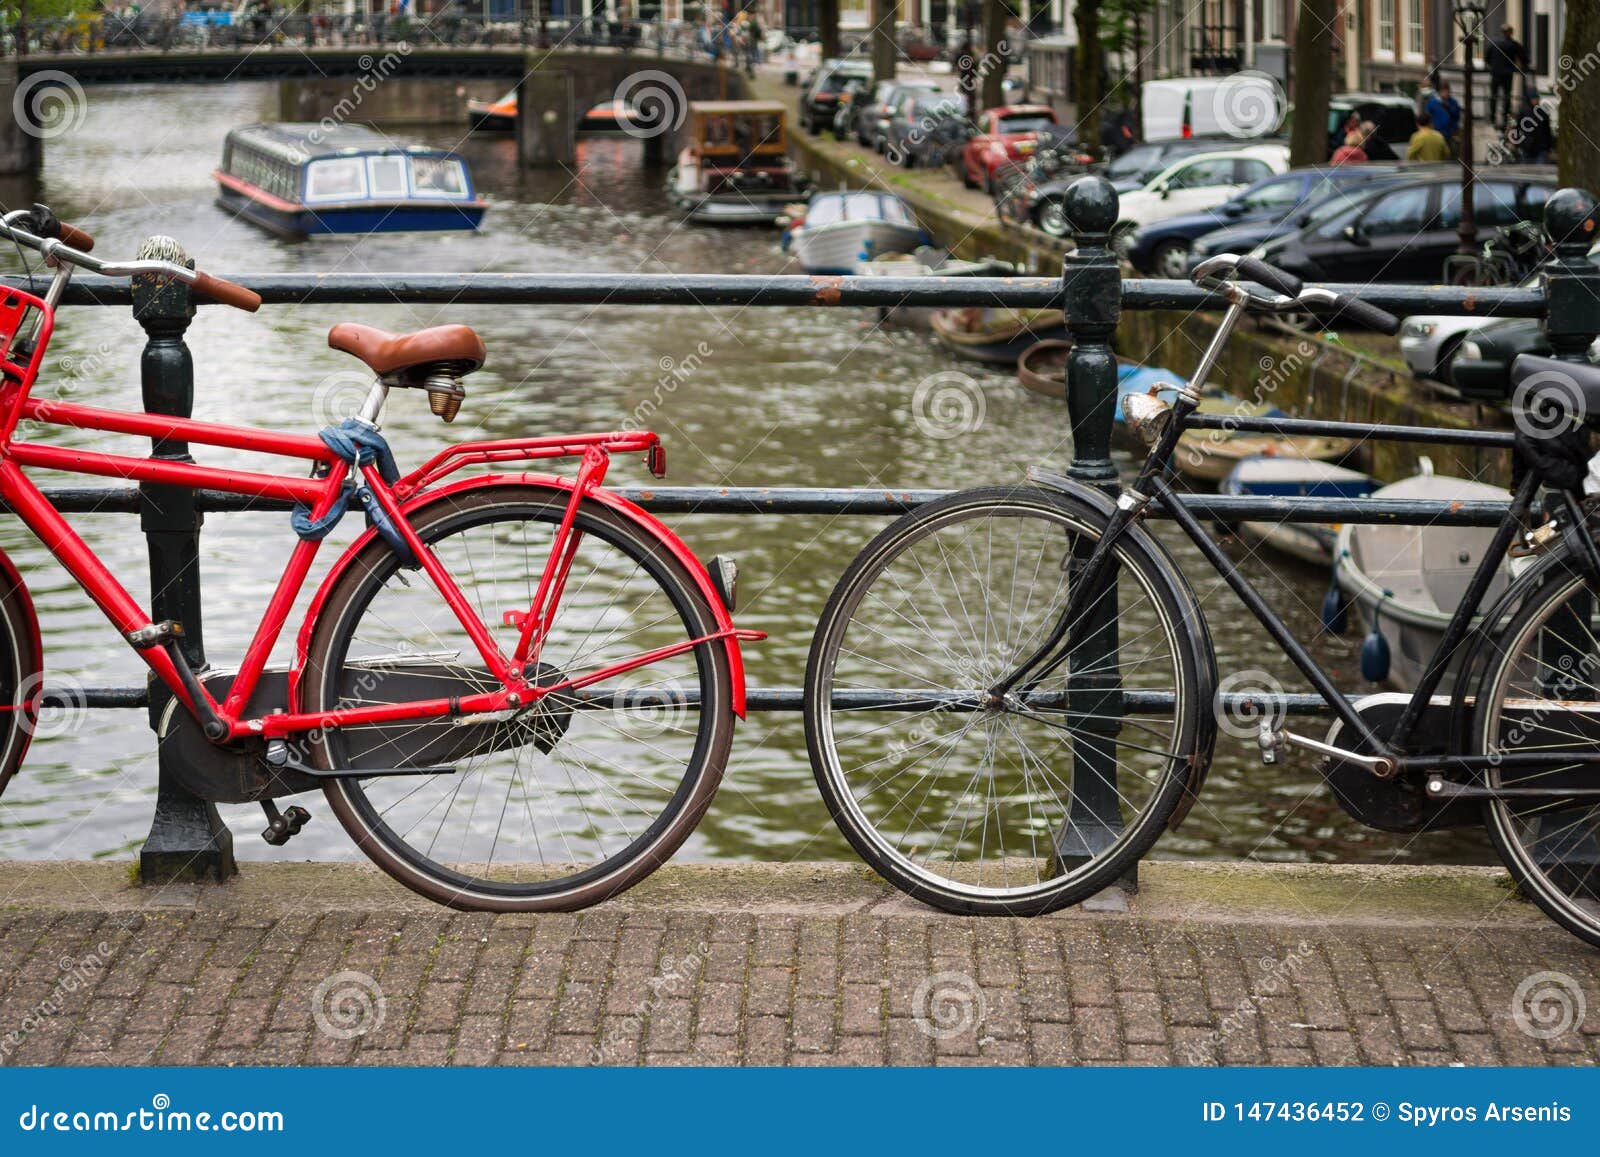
[804,486,1214,915]
[303,484,734,911]
[1471,558,1600,947]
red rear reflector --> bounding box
[647,444,667,478]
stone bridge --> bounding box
[0,46,748,171]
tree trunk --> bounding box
[1288,0,1333,168]
[819,0,840,61]
[980,0,1006,114]
[1559,2,1600,194]
[870,0,896,84]
[1075,0,1101,157]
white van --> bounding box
[1141,75,1284,142]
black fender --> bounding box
[0,546,43,799]
[1027,468,1220,828]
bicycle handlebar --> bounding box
[1192,253,1401,336]
[0,205,260,312]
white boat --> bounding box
[1221,456,1376,566]
[1333,459,1512,691]
[854,246,1016,328]
[782,191,929,274]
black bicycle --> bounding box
[805,253,1600,947]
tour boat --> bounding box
[782,190,929,273]
[1221,456,1377,566]
[668,101,810,226]
[215,123,487,239]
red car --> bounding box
[959,105,1060,193]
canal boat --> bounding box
[669,101,810,226]
[215,123,487,238]
[1015,339,1189,411]
[930,305,1069,365]
[855,247,1017,328]
[1172,403,1355,483]
[1221,456,1377,566]
[1332,459,1512,691]
[468,92,644,134]
[783,190,929,273]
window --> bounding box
[304,158,366,202]
[367,155,407,199]
[1165,158,1238,190]
[1237,176,1306,211]
[409,157,468,199]
[1438,183,1521,228]
[1261,0,1283,41]
[1234,159,1274,184]
[1360,186,1431,235]
[1405,0,1424,58]
[1377,0,1395,55]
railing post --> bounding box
[1053,175,1131,887]
[133,236,236,886]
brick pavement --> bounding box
[0,860,1596,1066]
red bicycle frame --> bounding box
[0,284,755,748]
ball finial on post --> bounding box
[1061,175,1120,248]
[1542,187,1600,256]
[1541,188,1600,365]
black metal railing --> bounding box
[4,176,1596,882]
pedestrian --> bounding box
[1405,111,1451,161]
[1517,91,1554,164]
[1329,130,1368,166]
[745,12,762,75]
[1485,22,1526,129]
[1360,120,1396,161]
[1425,80,1462,149]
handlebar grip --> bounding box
[1325,295,1402,336]
[54,221,93,252]
[191,271,262,313]
[1234,257,1302,298]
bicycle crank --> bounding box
[1258,722,1397,778]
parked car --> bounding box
[1099,136,1247,192]
[1326,92,1418,160]
[959,104,1059,192]
[1106,145,1291,250]
[884,92,969,168]
[1142,75,1284,141]
[1124,165,1401,278]
[1449,249,1600,397]
[1253,171,1557,284]
[800,59,873,133]
[856,79,940,151]
[1399,314,1503,385]
[1187,164,1452,266]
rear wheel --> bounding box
[804,486,1211,915]
[1472,561,1600,947]
[304,484,733,911]
[0,565,40,800]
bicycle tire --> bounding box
[1470,555,1600,947]
[303,483,733,912]
[804,485,1214,916]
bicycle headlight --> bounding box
[1122,391,1173,447]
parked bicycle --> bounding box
[805,252,1600,947]
[1443,219,1551,287]
[0,206,760,911]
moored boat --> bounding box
[1015,340,1188,411]
[1333,459,1512,690]
[855,247,1017,328]
[931,306,1069,365]
[1173,402,1355,483]
[467,91,517,132]
[1221,456,1377,566]
[783,190,929,273]
[214,123,486,238]
[669,101,810,226]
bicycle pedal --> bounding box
[125,619,185,648]
[260,801,312,846]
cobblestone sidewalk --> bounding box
[1,860,1596,1067]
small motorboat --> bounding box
[669,101,810,226]
[782,190,929,274]
[1221,456,1376,566]
[855,247,1017,329]
[468,92,644,134]
[215,123,487,238]
[1172,402,1355,483]
[1333,459,1512,691]
[931,306,1070,365]
[1015,340,1188,412]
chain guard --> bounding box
[1321,693,1481,832]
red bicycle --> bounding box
[0,205,760,911]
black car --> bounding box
[1188,164,1455,267]
[1450,299,1600,401]
[800,59,874,133]
[1123,165,1404,278]
[884,92,969,168]
[1252,171,1557,284]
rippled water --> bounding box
[0,82,1489,867]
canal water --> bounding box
[0,82,1489,867]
